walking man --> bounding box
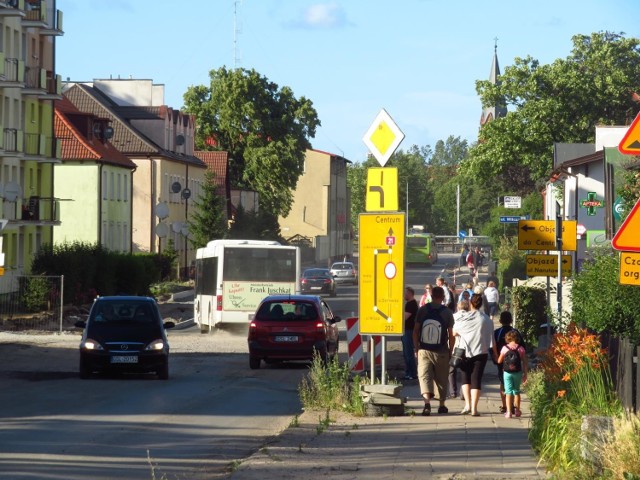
[402,287,419,380]
[413,286,455,416]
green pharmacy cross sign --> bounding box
[580,192,604,216]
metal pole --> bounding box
[406,181,409,236]
[555,210,563,338]
[381,336,387,385]
[456,184,460,237]
[59,274,64,334]
[369,336,375,383]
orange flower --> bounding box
[562,373,571,382]
[557,390,567,398]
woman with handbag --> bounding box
[453,294,494,416]
[448,300,471,398]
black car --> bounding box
[75,296,175,380]
[300,268,336,297]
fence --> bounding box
[0,275,69,333]
[602,333,638,413]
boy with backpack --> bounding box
[413,286,455,416]
[497,330,528,418]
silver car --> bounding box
[329,262,358,285]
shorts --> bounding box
[504,371,523,396]
[460,353,488,390]
[486,302,498,317]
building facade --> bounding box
[0,0,63,292]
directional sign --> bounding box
[526,254,572,277]
[504,196,521,209]
[366,167,399,212]
[620,252,640,285]
[517,220,577,251]
[362,109,405,166]
[359,213,405,336]
[612,197,640,252]
[618,112,640,155]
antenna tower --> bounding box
[233,0,243,68]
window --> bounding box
[123,174,128,201]
[116,173,121,201]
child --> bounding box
[497,330,527,418]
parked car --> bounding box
[329,261,358,285]
[247,294,342,369]
[74,296,175,380]
[300,268,337,297]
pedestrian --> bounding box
[419,284,432,307]
[446,282,457,312]
[492,311,525,413]
[466,248,476,280]
[413,286,455,416]
[460,243,470,268]
[453,293,494,416]
[484,280,499,321]
[497,330,528,418]
[474,246,484,267]
[436,277,452,309]
[402,286,419,380]
[457,289,471,308]
[449,299,471,399]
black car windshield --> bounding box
[256,301,318,321]
[91,301,158,325]
[303,269,331,278]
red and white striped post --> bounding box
[346,317,364,373]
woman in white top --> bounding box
[484,281,500,320]
[453,294,494,416]
[419,284,432,307]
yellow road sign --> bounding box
[0,267,4,276]
[517,220,577,251]
[362,109,405,166]
[359,213,405,336]
[620,252,640,285]
[526,254,572,277]
[366,167,398,212]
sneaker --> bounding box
[505,412,512,419]
[438,405,448,414]
[514,408,522,418]
[422,404,431,416]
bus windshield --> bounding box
[223,247,297,282]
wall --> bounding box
[93,79,164,107]
[53,163,99,245]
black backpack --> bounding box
[495,326,525,351]
[419,304,448,351]
[503,345,522,373]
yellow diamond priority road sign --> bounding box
[362,109,405,167]
[359,213,405,336]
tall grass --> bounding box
[602,414,640,479]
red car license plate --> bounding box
[274,335,298,342]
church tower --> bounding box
[480,41,507,126]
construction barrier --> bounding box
[346,317,364,372]
[370,335,382,367]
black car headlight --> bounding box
[145,340,166,351]
[81,339,104,351]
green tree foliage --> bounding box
[465,32,640,190]
[571,245,640,343]
[483,192,543,240]
[188,171,227,249]
[183,67,320,218]
[512,286,547,349]
[617,164,640,217]
[346,157,377,235]
[493,236,526,293]
[227,207,284,242]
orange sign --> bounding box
[612,197,640,252]
[619,113,640,155]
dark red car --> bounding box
[247,295,341,369]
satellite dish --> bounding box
[156,222,168,238]
[155,202,169,219]
[93,123,102,137]
[181,225,189,237]
[175,134,185,146]
[181,188,191,200]
[171,182,182,193]
[104,126,114,139]
[171,221,183,233]
[4,182,21,202]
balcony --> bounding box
[3,128,23,155]
[0,0,26,17]
[22,0,46,27]
[41,8,62,36]
[0,56,25,88]
[39,72,61,99]
[14,195,60,225]
[23,133,59,162]
[22,65,46,95]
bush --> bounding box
[299,355,365,415]
[512,286,547,349]
[20,276,50,312]
[493,236,526,292]
[602,414,640,479]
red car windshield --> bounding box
[256,301,318,321]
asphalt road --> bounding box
[0,254,457,479]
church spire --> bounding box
[480,38,507,126]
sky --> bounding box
[56,0,638,163]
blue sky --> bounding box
[57,0,638,163]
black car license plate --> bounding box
[111,355,138,364]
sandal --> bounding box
[499,406,507,414]
[460,407,470,415]
[471,412,481,417]
[422,404,431,416]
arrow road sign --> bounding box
[526,254,572,277]
[500,215,530,223]
[518,220,577,251]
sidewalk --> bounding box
[230,351,546,479]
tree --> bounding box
[464,32,640,191]
[188,171,227,249]
[227,207,283,242]
[183,67,320,219]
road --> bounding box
[0,255,457,479]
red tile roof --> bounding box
[195,150,228,189]
[55,98,136,168]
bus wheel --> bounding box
[249,356,261,369]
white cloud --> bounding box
[288,3,351,29]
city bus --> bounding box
[194,240,301,330]
[406,233,438,266]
